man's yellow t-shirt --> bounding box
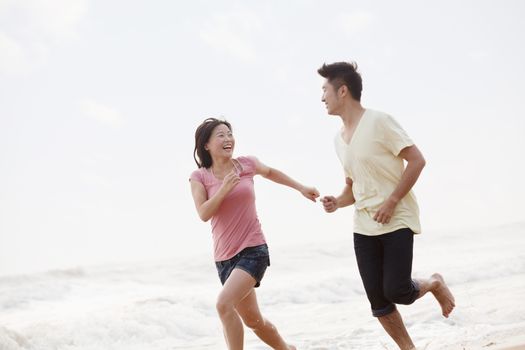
[334,109,421,236]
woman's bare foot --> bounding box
[430,273,455,317]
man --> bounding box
[318,61,455,350]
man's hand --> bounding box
[373,197,398,224]
[321,196,338,213]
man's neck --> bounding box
[340,101,366,129]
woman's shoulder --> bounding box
[236,155,257,164]
[189,167,211,184]
[236,156,257,175]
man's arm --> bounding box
[321,177,356,213]
[373,145,426,224]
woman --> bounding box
[189,118,319,350]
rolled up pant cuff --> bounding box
[372,303,396,317]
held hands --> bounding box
[300,186,320,202]
[321,196,338,213]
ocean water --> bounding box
[1,223,524,349]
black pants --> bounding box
[354,227,420,317]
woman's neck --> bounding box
[210,157,234,178]
[211,157,233,169]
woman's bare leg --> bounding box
[236,288,296,350]
[216,269,258,350]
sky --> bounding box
[1,0,524,276]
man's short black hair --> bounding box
[318,61,362,101]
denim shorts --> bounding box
[215,244,270,288]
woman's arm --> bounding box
[190,171,240,222]
[253,156,319,202]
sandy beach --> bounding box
[1,222,524,349]
[1,0,524,348]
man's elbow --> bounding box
[420,156,426,169]
[406,153,426,171]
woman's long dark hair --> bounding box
[193,118,232,168]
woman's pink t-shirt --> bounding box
[190,156,266,261]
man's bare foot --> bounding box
[430,273,455,317]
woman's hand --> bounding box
[300,186,320,202]
[219,170,240,194]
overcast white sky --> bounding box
[1,0,524,276]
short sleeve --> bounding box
[189,169,204,184]
[237,156,257,176]
[379,115,414,156]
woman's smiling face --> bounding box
[206,123,235,158]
